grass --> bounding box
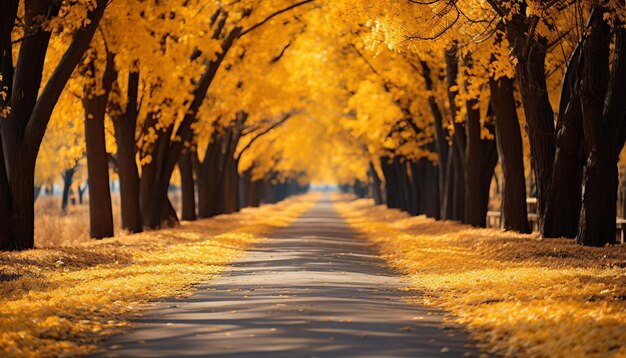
[34,194,127,247]
[334,196,626,358]
[0,193,317,357]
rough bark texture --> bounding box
[139,25,240,229]
[421,61,447,213]
[140,114,175,229]
[505,10,555,232]
[464,95,483,227]
[443,47,466,222]
[83,51,115,239]
[543,44,584,238]
[111,69,143,233]
[490,75,530,233]
[577,9,625,246]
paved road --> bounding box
[95,195,479,357]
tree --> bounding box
[0,0,107,250]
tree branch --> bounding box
[236,113,293,161]
[238,0,315,38]
[23,0,108,165]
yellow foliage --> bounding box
[0,194,316,357]
[335,197,626,358]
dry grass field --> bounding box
[33,192,183,247]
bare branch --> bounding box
[239,0,315,38]
[236,113,293,160]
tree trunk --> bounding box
[140,113,177,229]
[421,61,447,211]
[0,0,104,250]
[444,46,466,222]
[112,69,143,233]
[2,165,35,250]
[369,161,384,205]
[422,158,440,219]
[543,45,584,238]
[409,161,423,216]
[381,157,399,209]
[490,75,530,233]
[249,179,262,207]
[83,50,115,239]
[480,132,499,224]
[161,194,179,227]
[442,149,455,220]
[577,10,625,246]
[178,149,196,221]
[452,148,465,221]
[221,155,240,214]
[577,151,618,246]
[195,132,220,218]
[84,94,114,239]
[394,157,412,213]
[61,167,75,212]
[240,168,252,209]
[506,17,555,232]
[78,183,87,204]
[464,95,483,226]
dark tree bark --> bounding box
[111,69,143,233]
[424,158,441,219]
[420,61,447,212]
[480,127,499,223]
[140,24,240,229]
[78,183,87,205]
[0,0,106,250]
[451,150,466,221]
[194,114,246,218]
[248,179,262,207]
[577,9,626,246]
[195,132,221,218]
[490,73,530,233]
[178,149,197,221]
[504,7,556,232]
[83,50,115,239]
[444,47,466,222]
[543,44,584,238]
[240,167,251,209]
[464,92,484,226]
[261,172,280,204]
[140,112,175,228]
[442,149,455,219]
[61,167,76,212]
[221,154,241,214]
[381,157,399,209]
[408,161,423,216]
[369,161,384,205]
[393,157,412,213]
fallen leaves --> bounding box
[335,197,626,358]
[0,194,317,357]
